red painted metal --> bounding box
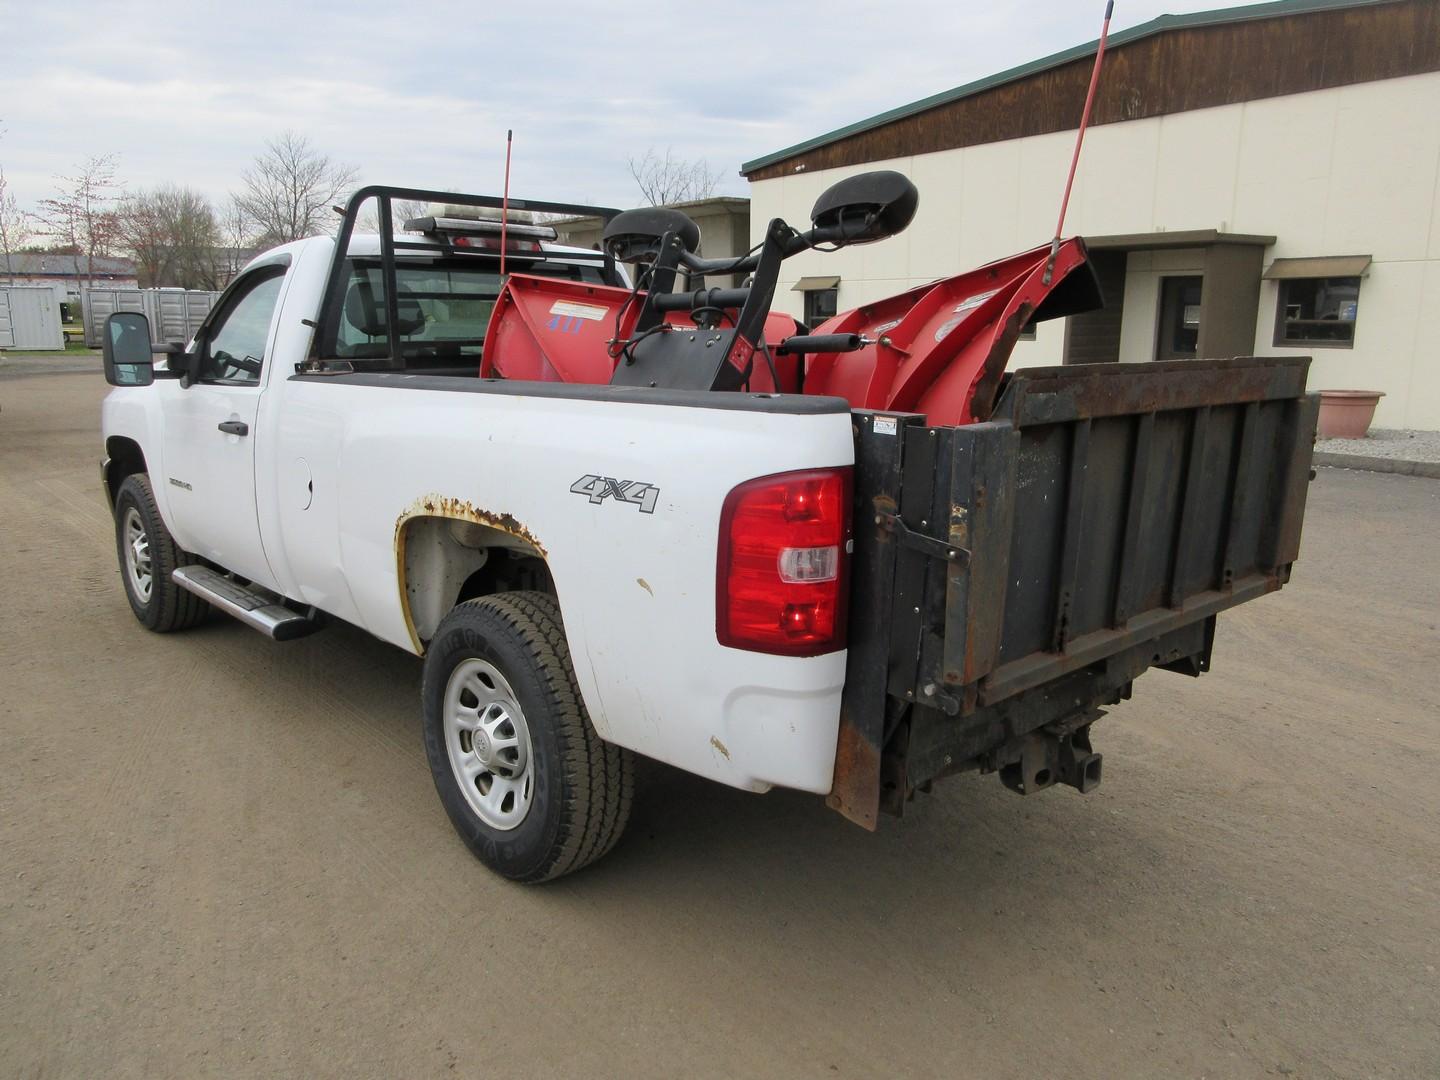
[483,238,1090,420]
[804,239,1092,425]
[482,274,804,392]
[482,275,614,383]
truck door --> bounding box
[159,263,289,588]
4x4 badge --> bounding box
[570,474,659,514]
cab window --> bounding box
[332,257,607,370]
[202,268,286,383]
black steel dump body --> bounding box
[833,356,1318,827]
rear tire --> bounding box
[421,592,633,882]
[113,474,210,632]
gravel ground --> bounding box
[0,351,104,378]
[4,369,1440,1079]
[1315,427,1440,463]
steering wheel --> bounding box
[213,349,262,378]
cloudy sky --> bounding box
[4,0,1270,213]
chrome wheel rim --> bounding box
[443,658,534,831]
[122,507,153,603]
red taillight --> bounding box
[717,467,852,656]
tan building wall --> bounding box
[552,197,751,289]
[749,70,1440,429]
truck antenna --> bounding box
[501,129,514,278]
[1044,0,1114,285]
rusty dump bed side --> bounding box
[831,356,1318,828]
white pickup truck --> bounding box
[100,182,1319,881]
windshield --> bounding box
[328,255,609,369]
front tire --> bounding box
[113,474,210,632]
[421,593,634,883]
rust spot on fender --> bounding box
[397,494,547,558]
[393,494,548,654]
[709,736,731,760]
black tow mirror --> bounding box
[809,170,919,246]
[102,312,156,387]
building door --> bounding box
[1156,276,1202,361]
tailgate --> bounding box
[833,356,1318,826]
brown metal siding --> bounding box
[1063,250,1129,364]
[744,0,1440,181]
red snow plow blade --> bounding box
[804,238,1100,426]
[481,238,1099,426]
[482,274,803,393]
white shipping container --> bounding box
[0,286,65,351]
[81,288,220,349]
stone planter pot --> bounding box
[1316,390,1384,439]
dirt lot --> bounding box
[2,368,1437,1079]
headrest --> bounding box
[345,279,426,338]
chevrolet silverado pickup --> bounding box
[99,178,1318,881]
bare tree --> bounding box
[212,195,258,287]
[356,197,432,234]
[393,199,434,229]
[35,154,123,290]
[236,132,357,245]
[626,148,723,206]
[0,164,33,285]
[116,185,219,289]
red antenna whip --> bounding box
[1044,0,1114,284]
[500,129,513,278]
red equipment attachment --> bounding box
[481,243,1096,424]
[483,274,804,392]
[803,237,1094,426]
[482,276,620,384]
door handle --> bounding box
[218,420,249,436]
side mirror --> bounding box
[102,312,155,387]
[602,207,701,263]
[810,170,919,246]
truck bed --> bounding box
[833,355,1318,826]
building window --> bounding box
[804,287,838,326]
[1274,277,1360,348]
[792,276,841,328]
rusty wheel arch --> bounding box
[394,495,550,654]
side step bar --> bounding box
[172,565,321,641]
